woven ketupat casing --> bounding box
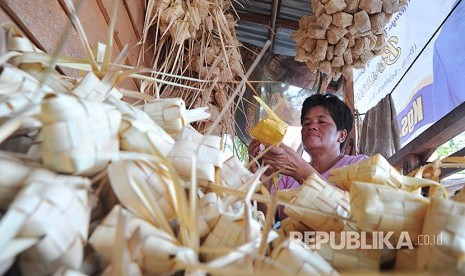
[317,233,381,272]
[197,192,223,238]
[284,173,350,232]
[107,160,176,227]
[249,116,288,146]
[221,155,254,189]
[118,102,174,157]
[36,94,121,176]
[202,214,261,261]
[0,173,90,275]
[140,98,210,137]
[258,239,339,275]
[350,181,429,241]
[395,248,421,271]
[418,198,465,274]
[0,64,50,117]
[167,136,223,185]
[90,205,195,275]
[328,153,403,191]
[249,96,287,146]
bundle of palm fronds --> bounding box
[142,0,245,136]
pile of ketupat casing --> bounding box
[1,0,465,274]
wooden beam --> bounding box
[388,101,465,168]
[235,11,299,30]
[268,0,282,53]
[440,147,465,179]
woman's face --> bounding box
[301,105,345,153]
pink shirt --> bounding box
[273,154,369,194]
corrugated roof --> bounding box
[233,0,312,56]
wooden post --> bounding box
[343,77,357,155]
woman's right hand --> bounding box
[247,139,262,173]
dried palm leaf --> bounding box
[418,198,465,274]
[71,71,122,103]
[2,24,73,95]
[107,160,176,235]
[143,0,244,136]
[35,94,121,175]
[173,125,202,141]
[350,181,429,241]
[284,173,350,232]
[99,206,142,276]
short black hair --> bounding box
[300,93,353,151]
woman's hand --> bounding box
[261,143,316,184]
[247,139,262,173]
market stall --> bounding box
[0,0,464,275]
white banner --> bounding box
[353,0,457,114]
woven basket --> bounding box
[284,174,350,232]
[418,198,465,274]
[350,181,429,241]
[36,94,121,176]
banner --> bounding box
[354,0,465,146]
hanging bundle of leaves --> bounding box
[143,0,245,135]
[293,0,408,81]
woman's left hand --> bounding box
[261,143,315,184]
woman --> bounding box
[248,94,368,215]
